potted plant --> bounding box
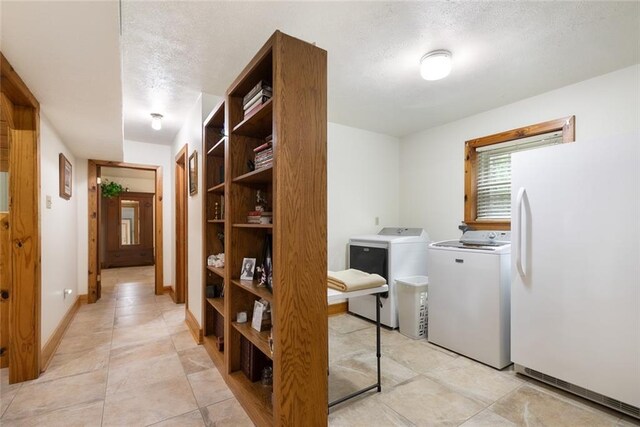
[101,180,124,198]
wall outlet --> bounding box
[46,195,52,209]
[375,216,379,225]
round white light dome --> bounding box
[420,50,452,81]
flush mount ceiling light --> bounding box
[420,50,452,81]
[150,113,163,130]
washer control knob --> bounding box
[488,232,496,239]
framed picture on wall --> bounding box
[189,150,198,196]
[59,153,72,199]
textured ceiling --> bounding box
[122,1,639,144]
[1,1,123,160]
[1,2,638,157]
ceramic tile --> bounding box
[329,314,375,335]
[618,415,640,426]
[113,311,165,329]
[115,302,161,317]
[3,369,107,420]
[54,330,112,355]
[64,315,114,337]
[149,409,205,426]
[36,347,110,383]
[329,329,375,365]
[172,330,199,352]
[201,397,253,427]
[329,394,414,427]
[108,336,175,369]
[459,408,517,426]
[116,295,157,307]
[424,358,524,404]
[329,350,419,403]
[382,376,485,426]
[0,400,104,427]
[106,353,185,395]
[110,318,170,349]
[187,368,233,408]
[0,369,22,418]
[102,375,197,426]
[383,339,459,375]
[178,347,215,375]
[490,384,620,426]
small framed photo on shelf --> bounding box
[189,150,198,196]
[240,258,256,280]
[59,153,72,200]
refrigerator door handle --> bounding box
[515,187,527,278]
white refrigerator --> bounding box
[510,132,640,417]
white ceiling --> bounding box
[0,1,123,160]
[122,1,639,144]
[1,2,638,158]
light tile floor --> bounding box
[327,314,640,427]
[1,267,638,426]
[0,266,252,427]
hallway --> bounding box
[0,267,252,426]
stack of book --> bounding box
[243,81,272,118]
[254,134,273,169]
[247,211,262,224]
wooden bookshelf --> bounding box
[231,279,273,303]
[207,297,225,315]
[233,166,273,185]
[201,31,327,426]
[202,100,226,371]
[207,182,225,194]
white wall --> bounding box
[40,113,78,346]
[101,175,155,193]
[400,64,640,242]
[170,94,223,326]
[327,122,401,271]
[123,140,173,286]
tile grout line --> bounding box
[100,281,120,427]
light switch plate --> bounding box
[46,195,52,209]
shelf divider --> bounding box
[232,321,272,360]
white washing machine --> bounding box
[428,230,511,369]
[348,228,429,328]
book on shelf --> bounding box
[255,151,273,163]
[253,141,272,153]
[244,91,272,111]
[243,80,272,105]
[265,134,273,143]
[244,100,268,119]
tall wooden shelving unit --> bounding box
[202,102,226,371]
[202,31,328,426]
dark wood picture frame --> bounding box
[59,153,72,199]
[189,150,198,196]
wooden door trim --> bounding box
[2,52,41,383]
[175,144,188,305]
[88,160,164,299]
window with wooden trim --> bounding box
[464,116,575,230]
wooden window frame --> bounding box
[464,115,575,230]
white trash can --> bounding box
[396,276,429,339]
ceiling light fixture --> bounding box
[420,50,452,81]
[150,113,163,130]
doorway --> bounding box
[175,145,188,305]
[1,53,41,383]
[88,160,164,302]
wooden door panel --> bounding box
[8,128,40,383]
[0,212,10,368]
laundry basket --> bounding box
[396,276,429,339]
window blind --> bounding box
[476,132,563,219]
